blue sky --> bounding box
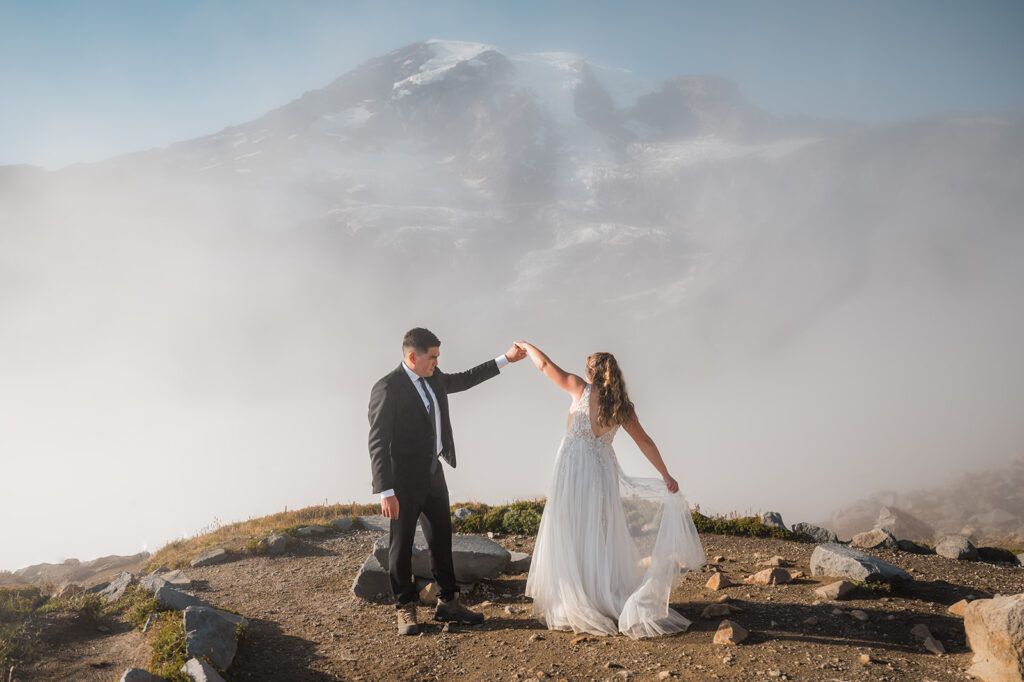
[2,0,1023,168]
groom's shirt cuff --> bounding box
[495,355,509,370]
[380,489,395,499]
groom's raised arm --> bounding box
[367,377,395,494]
[441,344,525,393]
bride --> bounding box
[516,342,705,639]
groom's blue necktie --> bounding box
[418,377,439,474]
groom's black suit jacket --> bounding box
[368,360,500,495]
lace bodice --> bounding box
[567,384,619,445]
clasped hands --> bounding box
[504,342,529,363]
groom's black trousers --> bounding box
[388,466,458,606]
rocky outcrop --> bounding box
[810,543,912,583]
[181,657,226,682]
[184,606,247,670]
[351,554,391,602]
[371,532,510,585]
[760,511,786,531]
[965,593,1024,681]
[190,549,231,568]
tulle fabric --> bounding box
[525,385,705,639]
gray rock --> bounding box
[139,575,169,594]
[791,523,838,544]
[261,533,291,555]
[351,554,391,602]
[977,547,1018,564]
[761,511,787,530]
[810,543,912,583]
[935,535,978,561]
[897,539,933,554]
[507,551,532,574]
[99,571,136,601]
[190,548,231,568]
[1017,553,1024,566]
[875,506,935,542]
[357,515,391,532]
[181,657,226,682]
[814,580,857,601]
[153,585,214,611]
[850,528,898,550]
[331,517,354,532]
[162,569,192,588]
[453,507,475,520]
[184,606,244,670]
[372,532,510,583]
[119,669,164,681]
[86,581,110,594]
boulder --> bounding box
[935,535,978,561]
[978,547,1019,564]
[357,515,391,532]
[162,569,192,588]
[139,575,168,594]
[875,506,935,542]
[453,507,475,520]
[351,554,391,602]
[181,657,226,682]
[184,606,244,671]
[372,532,510,583]
[965,593,1024,681]
[86,581,110,594]
[760,511,786,530]
[99,572,136,601]
[153,585,214,611]
[331,517,354,532]
[190,549,231,568]
[850,528,898,551]
[261,533,291,555]
[810,543,912,583]
[814,580,856,601]
[791,523,839,544]
[507,551,532,574]
[295,525,330,536]
[119,669,164,681]
[744,568,791,585]
[713,619,748,645]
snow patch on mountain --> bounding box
[393,39,499,97]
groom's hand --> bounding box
[381,495,399,519]
[505,343,527,363]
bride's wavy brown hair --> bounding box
[587,352,636,427]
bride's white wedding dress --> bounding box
[525,384,705,639]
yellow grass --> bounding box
[142,502,380,572]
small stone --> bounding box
[98,625,110,632]
[658,672,675,680]
[702,603,734,619]
[759,556,791,567]
[705,573,733,591]
[767,671,781,678]
[713,619,748,645]
[504,605,519,615]
[713,555,725,563]
[441,622,452,633]
[603,662,623,669]
[831,608,844,616]
[815,580,857,601]
[744,568,791,585]
[947,599,970,617]
[803,616,819,626]
[850,609,869,622]
[923,636,945,655]
[419,582,439,606]
[570,635,590,644]
[529,633,544,642]
[714,594,731,603]
[860,653,873,664]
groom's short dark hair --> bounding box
[403,327,441,354]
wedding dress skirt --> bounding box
[525,385,705,639]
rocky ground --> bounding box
[10,528,1024,681]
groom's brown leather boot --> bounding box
[434,595,484,624]
[396,602,419,635]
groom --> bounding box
[368,327,525,635]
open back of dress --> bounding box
[525,384,706,639]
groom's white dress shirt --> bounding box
[380,354,509,500]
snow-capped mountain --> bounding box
[2,40,1023,560]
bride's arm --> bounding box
[623,416,680,493]
[516,341,586,397]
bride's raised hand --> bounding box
[663,473,679,494]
